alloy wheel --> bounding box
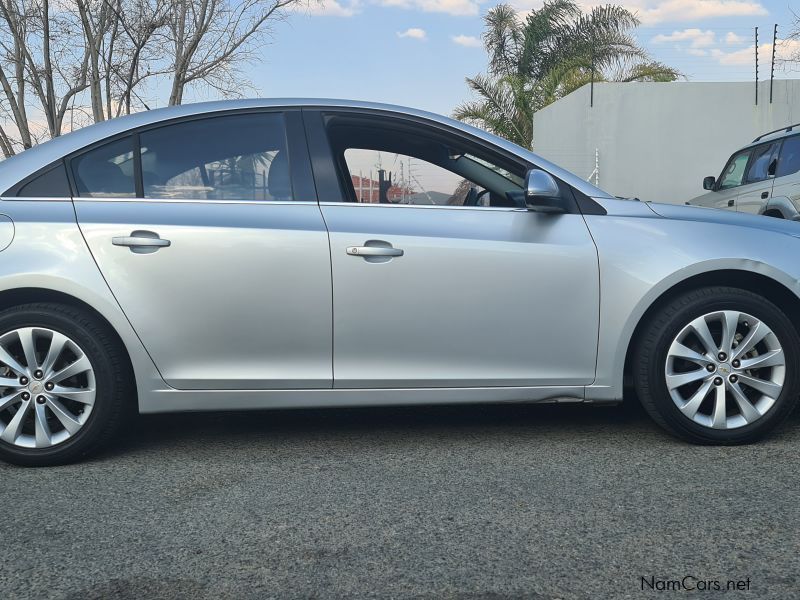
[665,310,785,430]
[0,327,96,448]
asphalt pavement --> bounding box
[1,398,798,599]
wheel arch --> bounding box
[0,287,138,397]
[622,269,800,389]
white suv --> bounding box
[690,124,800,218]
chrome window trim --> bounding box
[318,201,524,213]
[68,197,318,206]
[0,196,72,202]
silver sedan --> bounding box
[0,99,798,466]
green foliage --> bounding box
[454,1,681,148]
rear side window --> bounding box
[718,150,751,190]
[744,142,779,184]
[5,162,71,197]
[72,137,136,198]
[139,113,291,201]
[776,136,800,178]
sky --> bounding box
[235,0,800,117]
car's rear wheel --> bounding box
[634,286,800,444]
[0,303,131,466]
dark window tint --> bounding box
[776,136,800,178]
[11,163,70,197]
[745,142,779,184]
[72,137,136,198]
[139,113,292,201]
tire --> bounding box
[0,303,132,466]
[634,286,800,444]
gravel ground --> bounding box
[1,399,798,600]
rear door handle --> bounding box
[346,246,403,257]
[113,231,171,253]
[761,191,770,199]
[727,199,734,207]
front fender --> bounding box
[584,200,800,401]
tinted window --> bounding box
[72,137,136,198]
[718,150,751,190]
[139,113,291,201]
[776,136,800,178]
[744,142,779,183]
[11,163,70,197]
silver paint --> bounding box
[0,100,799,417]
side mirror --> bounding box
[702,176,716,191]
[525,169,567,214]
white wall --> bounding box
[531,80,800,204]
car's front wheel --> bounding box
[634,286,800,444]
[0,303,131,466]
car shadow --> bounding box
[105,394,800,460]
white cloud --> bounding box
[652,28,716,48]
[725,32,746,45]
[302,0,360,17]
[380,0,481,17]
[711,39,800,66]
[452,34,482,47]
[397,27,427,40]
[686,48,708,57]
[512,1,767,25]
[633,0,767,25]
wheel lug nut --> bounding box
[21,392,30,401]
[36,395,46,404]
[731,359,740,368]
[713,377,723,386]
[729,374,738,383]
[33,370,43,380]
[718,352,727,361]
[45,382,54,391]
[706,364,715,372]
[19,376,28,385]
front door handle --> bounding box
[346,246,403,257]
[727,199,735,207]
[113,230,171,254]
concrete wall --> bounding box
[531,80,800,204]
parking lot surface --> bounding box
[1,400,798,599]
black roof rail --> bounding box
[753,123,800,143]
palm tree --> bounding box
[454,1,680,148]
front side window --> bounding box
[139,113,291,201]
[72,137,136,198]
[718,150,751,190]
[330,120,525,208]
[776,136,800,178]
[744,142,779,184]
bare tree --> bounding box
[101,0,170,117]
[0,0,91,155]
[0,0,308,157]
[165,0,304,105]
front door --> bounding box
[72,111,332,390]
[737,141,780,214]
[714,148,752,210]
[307,111,599,389]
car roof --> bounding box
[742,123,800,149]
[0,98,612,199]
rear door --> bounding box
[736,141,780,215]
[71,110,332,390]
